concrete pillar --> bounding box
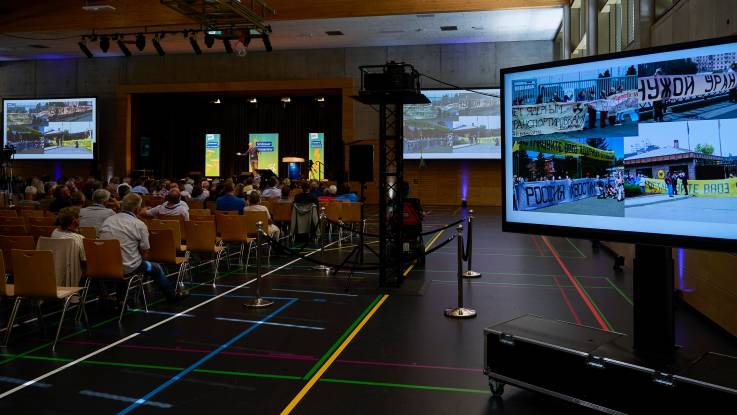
[587,0,598,56]
[637,0,655,49]
[563,4,572,59]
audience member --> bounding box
[70,191,86,208]
[51,207,87,264]
[294,183,318,205]
[215,182,245,212]
[131,179,149,194]
[335,183,358,202]
[17,186,41,208]
[261,177,282,198]
[244,191,281,240]
[49,185,72,212]
[144,188,189,221]
[80,189,116,233]
[279,185,291,201]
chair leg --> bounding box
[239,242,245,265]
[119,276,136,324]
[246,241,253,270]
[138,275,148,313]
[78,292,91,335]
[52,296,73,351]
[2,297,22,347]
[34,300,46,335]
[75,279,92,322]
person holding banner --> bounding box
[665,171,674,197]
[652,68,667,122]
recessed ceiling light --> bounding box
[325,31,344,36]
[440,26,458,31]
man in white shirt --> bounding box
[79,189,116,234]
[143,189,189,221]
[260,177,282,199]
[244,191,281,240]
[99,193,184,303]
[201,180,211,199]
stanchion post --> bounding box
[445,224,476,318]
[313,206,332,272]
[462,209,481,278]
[243,221,274,308]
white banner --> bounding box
[512,102,587,138]
[638,73,737,104]
[588,90,639,114]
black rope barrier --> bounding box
[323,216,466,239]
[423,234,457,256]
[263,234,383,270]
[420,218,465,236]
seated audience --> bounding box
[131,179,149,194]
[261,177,282,198]
[318,185,337,201]
[244,191,281,240]
[17,186,41,208]
[279,185,291,202]
[80,189,116,233]
[117,183,132,200]
[49,185,72,212]
[144,188,189,221]
[190,185,206,200]
[335,183,358,202]
[51,207,87,264]
[201,180,211,199]
[294,183,318,205]
[70,191,86,208]
[99,193,185,303]
[215,182,245,212]
[308,181,322,198]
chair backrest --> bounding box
[187,199,205,209]
[184,221,217,252]
[28,216,57,227]
[189,209,211,216]
[217,215,249,243]
[190,215,214,222]
[44,210,58,218]
[215,210,239,215]
[146,228,177,263]
[325,203,342,222]
[30,225,56,242]
[206,200,218,214]
[79,226,96,239]
[0,210,18,217]
[12,250,58,298]
[0,225,29,236]
[243,210,269,237]
[343,203,362,224]
[0,216,24,227]
[83,238,124,280]
[36,236,80,287]
[0,235,35,274]
[149,219,182,248]
[273,202,292,223]
[0,252,7,296]
[20,210,44,218]
[145,196,164,207]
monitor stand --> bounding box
[633,244,675,357]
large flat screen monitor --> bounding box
[502,36,737,249]
[3,97,96,160]
[404,88,500,159]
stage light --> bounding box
[135,34,146,51]
[223,38,233,54]
[117,38,131,57]
[212,98,221,104]
[316,97,325,102]
[152,37,165,56]
[204,33,215,48]
[99,36,110,53]
[189,36,202,55]
[249,98,258,104]
[78,40,93,58]
[281,97,291,103]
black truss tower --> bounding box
[353,62,429,287]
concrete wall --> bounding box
[651,0,737,46]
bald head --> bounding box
[167,189,181,204]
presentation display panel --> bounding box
[3,97,96,160]
[403,88,500,159]
[204,133,220,177]
[248,133,279,176]
[308,132,324,180]
[502,36,737,248]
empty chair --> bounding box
[3,250,88,350]
[189,215,215,222]
[37,236,83,287]
[0,252,13,298]
[0,225,28,236]
[149,219,185,252]
[272,202,292,234]
[0,235,35,275]
[189,209,211,217]
[81,238,147,323]
[341,202,363,242]
[185,221,227,285]
[146,228,190,289]
[216,215,254,265]
[79,226,97,239]
[324,203,343,241]
[186,199,205,210]
[30,225,56,242]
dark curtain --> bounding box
[134,93,343,180]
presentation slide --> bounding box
[248,133,279,176]
[3,97,96,160]
[308,132,324,180]
[503,39,737,242]
[205,133,220,177]
[403,88,500,159]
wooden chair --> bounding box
[79,226,96,239]
[325,203,343,241]
[186,199,205,209]
[0,209,18,217]
[0,235,35,275]
[189,209,212,217]
[28,216,57,227]
[342,202,363,243]
[44,210,58,218]
[190,215,215,222]
[0,252,13,299]
[243,210,270,263]
[30,225,56,242]
[215,210,239,215]
[146,228,190,288]
[3,250,88,350]
[272,202,292,234]
[216,215,254,265]
[185,221,227,286]
[149,219,186,252]
[81,238,147,323]
[0,216,25,228]
[0,225,29,236]
[20,210,44,218]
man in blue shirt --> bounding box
[335,183,359,202]
[216,182,245,212]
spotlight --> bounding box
[281,97,291,103]
[316,97,325,102]
[189,36,202,55]
[99,36,110,53]
[223,38,233,54]
[249,98,258,104]
[78,40,93,58]
[135,34,146,51]
[152,37,165,56]
[117,38,131,57]
[204,33,215,48]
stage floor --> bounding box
[0,206,735,414]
